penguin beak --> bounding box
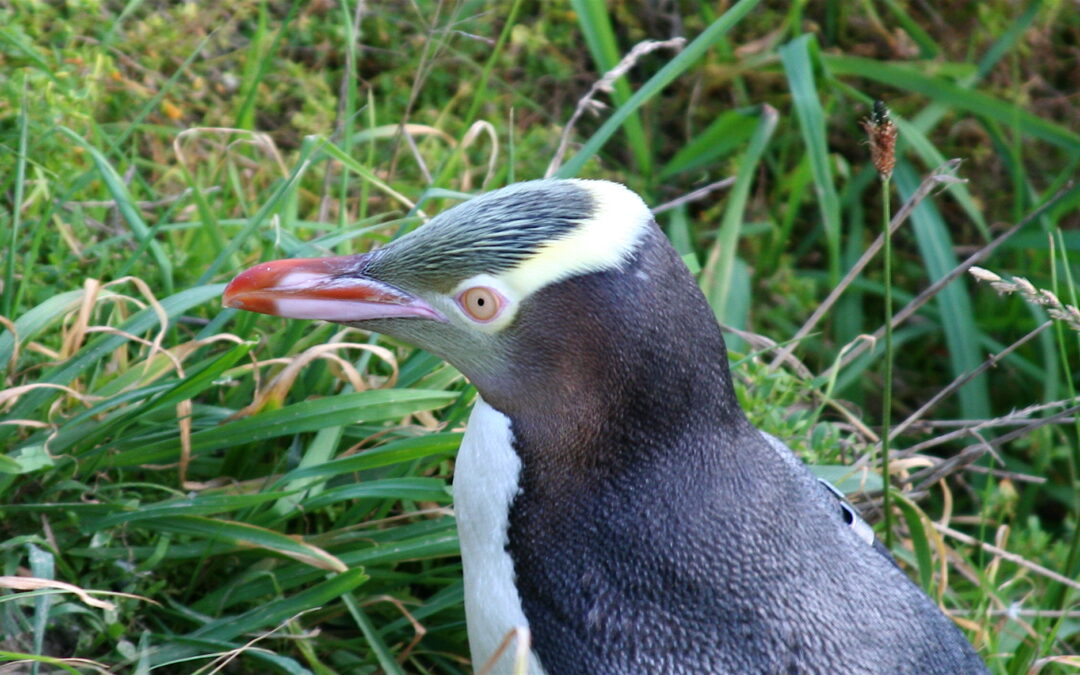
[223,255,446,323]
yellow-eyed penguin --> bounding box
[223,179,987,674]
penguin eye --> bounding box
[457,286,505,323]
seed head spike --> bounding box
[862,99,898,180]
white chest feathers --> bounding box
[454,399,547,675]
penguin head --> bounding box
[224,179,715,414]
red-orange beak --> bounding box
[223,255,446,323]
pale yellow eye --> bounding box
[458,286,503,322]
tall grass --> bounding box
[1,1,1077,672]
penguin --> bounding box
[223,179,988,674]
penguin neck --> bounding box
[478,229,751,486]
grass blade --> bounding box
[276,433,462,484]
[659,108,758,178]
[824,54,1080,154]
[700,105,778,328]
[345,597,407,675]
[780,34,842,286]
[3,76,28,318]
[895,161,990,419]
[894,495,935,592]
[121,515,348,572]
[555,0,762,178]
[0,285,226,445]
[57,127,174,294]
[179,569,368,651]
[105,389,458,466]
[571,0,653,177]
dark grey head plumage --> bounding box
[364,180,599,293]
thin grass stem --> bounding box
[4,76,28,319]
[881,175,894,550]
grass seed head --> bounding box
[862,99,898,180]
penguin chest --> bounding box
[454,399,547,675]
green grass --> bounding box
[1,1,1078,672]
